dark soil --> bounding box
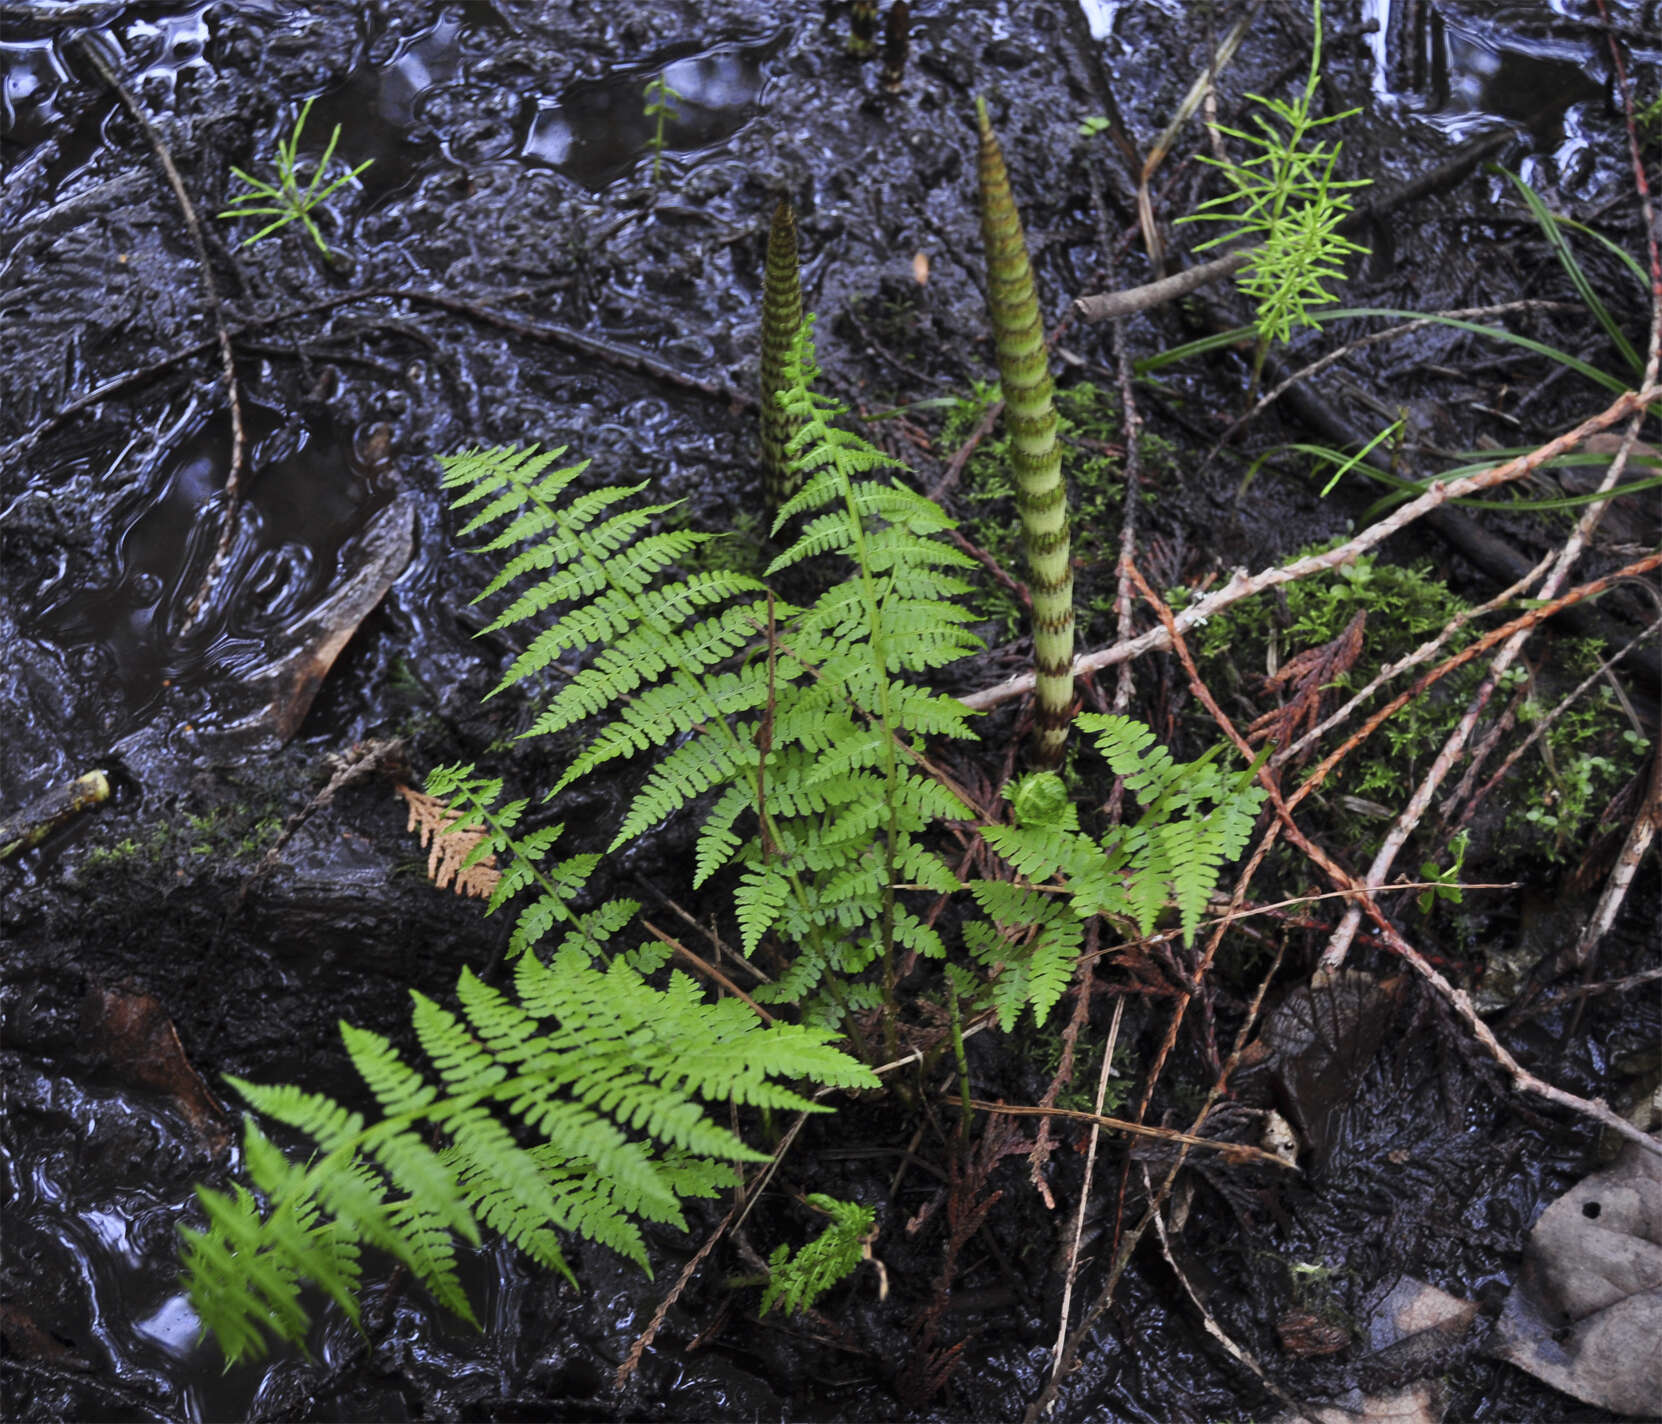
[3,2,1658,1420]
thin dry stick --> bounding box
[1074,248,1252,322]
[640,921,774,1023]
[963,382,1660,713]
[1132,561,1662,1160]
[1320,440,1658,971]
[1568,742,1662,972]
[1284,549,1662,818]
[1371,907,1661,1157]
[1318,73,1662,975]
[642,889,771,982]
[1438,674,1531,823]
[78,40,246,639]
[1513,964,1662,1021]
[964,1098,1294,1169]
[1027,841,1288,1422]
[1050,994,1125,1384]
[1110,324,1144,720]
[1145,1164,1320,1424]
[1132,0,1264,270]
[1272,549,1554,768]
[928,398,1003,501]
[1455,614,1662,829]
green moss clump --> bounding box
[1187,549,1645,863]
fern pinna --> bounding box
[964,716,1268,1030]
[183,904,877,1363]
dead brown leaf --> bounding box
[81,985,229,1154]
[397,783,501,899]
[1249,610,1366,756]
[1490,1141,1662,1417]
[1275,1382,1445,1424]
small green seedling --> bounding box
[643,72,683,181]
[218,97,372,253]
[1417,829,1469,914]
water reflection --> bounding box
[523,37,777,189]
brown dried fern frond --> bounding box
[396,784,501,899]
[1247,609,1366,756]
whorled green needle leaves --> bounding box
[1178,0,1367,350]
[217,96,373,254]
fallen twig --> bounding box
[927,398,1003,501]
[1272,550,1554,768]
[1286,550,1662,820]
[1132,563,1662,1161]
[1318,438,1646,971]
[641,920,774,1023]
[1109,324,1144,722]
[1565,745,1662,974]
[1453,614,1662,831]
[963,386,1661,713]
[964,1095,1295,1170]
[1049,995,1124,1382]
[77,40,246,640]
[1074,249,1252,322]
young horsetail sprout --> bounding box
[881,2,911,91]
[975,98,1075,768]
[217,97,372,254]
[848,0,879,56]
[643,72,682,181]
[760,199,807,509]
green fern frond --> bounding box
[761,1194,875,1317]
[183,945,878,1364]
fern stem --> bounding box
[826,409,907,1057]
[946,981,972,1147]
[975,99,1075,768]
[760,199,806,510]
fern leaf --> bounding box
[735,863,791,953]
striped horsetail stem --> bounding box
[975,98,1075,766]
[760,198,806,509]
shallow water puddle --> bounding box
[30,401,392,744]
[524,33,782,189]
[1361,0,1658,175]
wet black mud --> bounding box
[3,2,1658,1420]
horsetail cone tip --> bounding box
[761,198,806,510]
[974,104,1075,767]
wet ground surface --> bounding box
[3,1,1659,1419]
